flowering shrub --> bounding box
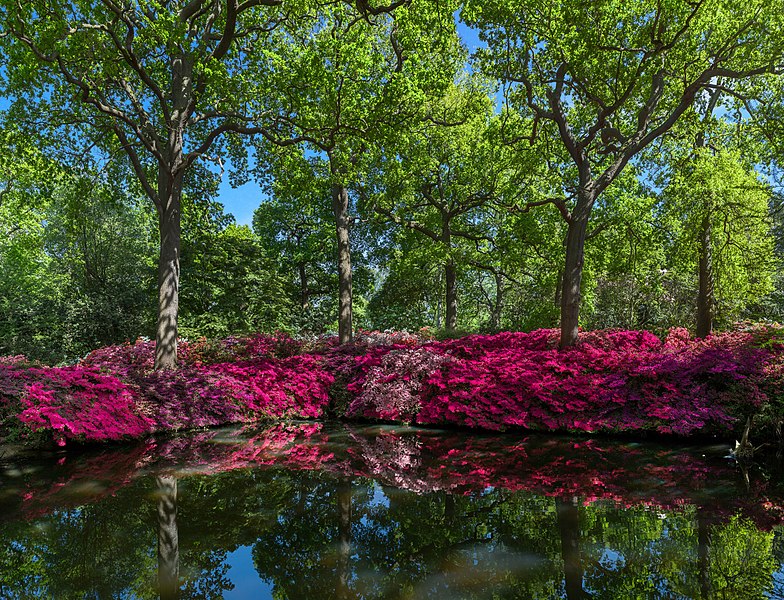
[2,365,153,446]
[82,332,303,377]
[118,355,334,436]
[351,329,432,347]
[346,348,454,421]
[2,340,332,446]
[2,327,784,446]
[417,328,768,436]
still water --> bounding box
[1,422,784,599]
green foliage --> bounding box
[180,221,295,339]
[0,2,784,358]
[663,149,776,327]
[0,126,158,362]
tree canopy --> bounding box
[0,0,783,363]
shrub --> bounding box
[3,327,784,446]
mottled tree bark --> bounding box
[560,196,593,349]
[490,272,505,331]
[154,51,190,370]
[696,214,714,338]
[444,260,458,331]
[332,185,353,344]
[155,172,182,370]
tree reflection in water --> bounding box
[156,475,179,600]
[0,423,782,598]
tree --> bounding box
[464,0,784,347]
[254,151,345,334]
[0,0,280,366]
[0,0,414,366]
[251,0,460,342]
[0,121,157,362]
[663,149,775,334]
[372,83,509,331]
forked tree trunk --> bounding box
[156,475,179,600]
[560,197,592,349]
[332,184,353,344]
[696,212,714,338]
[155,172,183,370]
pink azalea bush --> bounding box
[414,328,769,435]
[1,363,152,446]
[1,334,332,446]
[345,347,454,421]
[1,327,783,447]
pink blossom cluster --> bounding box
[1,327,783,447]
[339,328,775,437]
[414,328,769,435]
[345,348,454,421]
[81,331,302,376]
[350,328,434,347]
[1,334,332,446]
[0,363,152,446]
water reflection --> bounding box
[1,423,784,598]
[157,475,179,600]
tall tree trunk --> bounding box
[696,213,713,338]
[556,496,586,600]
[298,261,310,311]
[490,272,504,331]
[434,270,442,328]
[156,476,179,600]
[155,171,183,370]
[694,88,721,339]
[332,185,353,344]
[442,217,457,331]
[445,260,458,331]
[560,197,592,349]
[336,478,352,600]
[154,51,190,371]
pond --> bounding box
[1,422,784,599]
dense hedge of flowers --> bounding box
[1,326,784,446]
